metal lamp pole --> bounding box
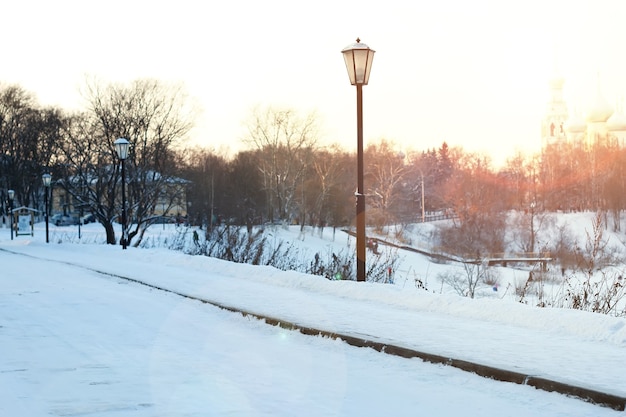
[530,201,536,255]
[114,138,130,250]
[342,38,375,282]
[418,168,425,223]
[8,189,14,240]
[42,173,51,243]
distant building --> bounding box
[541,75,626,148]
[49,171,190,220]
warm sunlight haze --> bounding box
[5,2,626,414]
[3,0,626,165]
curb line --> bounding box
[273,316,626,411]
[98,270,626,412]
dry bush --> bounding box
[437,261,499,298]
[559,272,626,316]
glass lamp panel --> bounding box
[342,50,357,85]
[114,138,130,160]
[352,48,371,85]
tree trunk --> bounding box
[103,221,116,245]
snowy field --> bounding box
[1,214,625,416]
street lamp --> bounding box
[8,189,14,240]
[114,138,130,250]
[530,201,536,255]
[417,168,425,223]
[342,38,375,282]
[42,173,51,243]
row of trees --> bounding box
[432,141,626,263]
[0,86,61,209]
[180,128,456,234]
[0,79,193,246]
[3,78,626,251]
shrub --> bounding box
[172,224,399,283]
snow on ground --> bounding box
[0,216,625,416]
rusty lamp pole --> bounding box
[342,38,375,282]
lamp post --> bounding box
[342,38,375,282]
[418,168,425,223]
[114,138,130,250]
[42,173,51,243]
[8,189,14,240]
[530,201,536,255]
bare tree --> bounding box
[305,145,349,233]
[434,151,506,294]
[58,78,195,246]
[364,139,409,227]
[574,210,621,277]
[439,152,507,256]
[227,150,266,232]
[58,111,120,243]
[601,147,626,231]
[177,146,232,229]
[243,106,318,223]
[508,207,555,255]
[499,151,532,211]
[0,84,64,211]
[539,140,593,211]
[404,142,456,219]
[438,261,497,298]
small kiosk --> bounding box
[11,206,38,237]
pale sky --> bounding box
[3,0,626,166]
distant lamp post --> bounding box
[417,168,425,223]
[342,38,375,282]
[114,138,130,250]
[530,201,536,254]
[8,189,15,240]
[42,173,52,243]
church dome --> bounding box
[607,110,626,132]
[586,85,613,123]
[565,112,586,133]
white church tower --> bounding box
[541,69,626,149]
[541,76,568,147]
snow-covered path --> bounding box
[19,243,626,395]
[1,239,624,416]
